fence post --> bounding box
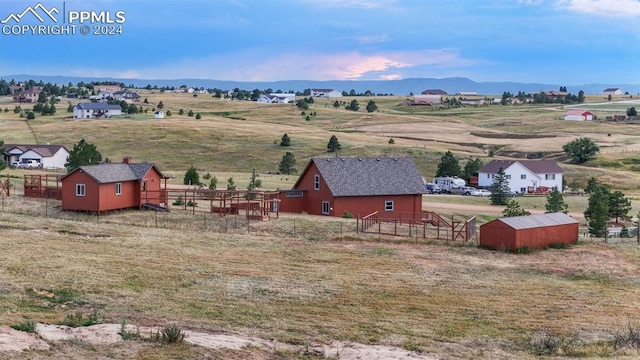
[293,218,296,237]
[155,210,158,228]
[356,214,359,234]
[340,222,343,240]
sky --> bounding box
[0,0,638,84]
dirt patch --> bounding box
[470,131,557,139]
[1,324,437,359]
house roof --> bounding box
[421,89,447,95]
[603,88,620,92]
[295,157,426,197]
[312,89,335,92]
[478,160,564,174]
[564,110,593,116]
[61,162,167,183]
[75,103,122,110]
[4,144,68,157]
[20,86,42,95]
[487,212,578,230]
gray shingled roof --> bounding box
[495,212,578,230]
[75,103,122,110]
[479,160,564,174]
[63,162,164,184]
[5,144,68,157]
[303,157,426,197]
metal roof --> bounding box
[494,212,578,230]
[300,157,426,197]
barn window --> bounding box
[322,201,330,215]
[314,175,320,190]
[545,174,555,180]
[142,181,147,191]
[115,182,122,195]
[384,200,394,211]
[285,191,303,198]
[520,174,526,179]
[75,184,86,197]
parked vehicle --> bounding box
[471,189,492,197]
[459,186,476,195]
[433,176,466,193]
[425,183,443,194]
[18,160,41,169]
[10,161,20,168]
[508,190,519,197]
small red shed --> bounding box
[278,157,425,219]
[479,212,579,251]
[60,158,167,213]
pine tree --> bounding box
[436,151,461,177]
[183,165,200,186]
[502,200,530,217]
[65,139,102,172]
[490,167,510,205]
[584,187,610,237]
[545,188,568,213]
[327,135,341,153]
[279,152,296,175]
[463,157,483,182]
[280,133,291,147]
[608,190,631,224]
[226,177,236,190]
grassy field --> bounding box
[3,92,640,358]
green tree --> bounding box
[208,176,218,190]
[502,200,531,217]
[333,100,340,108]
[627,107,637,117]
[545,188,568,213]
[345,99,359,111]
[584,186,610,237]
[562,137,599,164]
[366,100,378,113]
[295,99,309,110]
[577,90,585,103]
[67,103,73,112]
[490,167,510,205]
[188,110,194,117]
[183,165,200,186]
[157,101,164,109]
[436,151,462,177]
[226,177,236,190]
[585,177,599,194]
[279,152,297,175]
[0,140,6,172]
[327,135,341,152]
[247,168,262,191]
[463,157,483,182]
[178,109,184,115]
[280,133,291,147]
[37,91,47,103]
[195,113,201,119]
[65,139,102,172]
[26,111,35,120]
[608,190,631,224]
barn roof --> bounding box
[296,157,426,197]
[492,212,578,230]
[61,162,167,184]
[478,160,564,174]
[564,110,593,116]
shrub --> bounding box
[118,319,141,340]
[11,319,36,333]
[152,325,185,344]
[613,318,640,350]
[388,138,395,144]
[517,246,532,254]
[61,310,99,327]
[342,211,353,218]
[172,196,184,206]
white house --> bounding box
[112,90,140,103]
[269,93,296,103]
[73,103,123,119]
[603,88,623,96]
[563,110,595,121]
[477,160,564,194]
[311,89,342,98]
[4,144,70,169]
[154,111,165,119]
[256,95,275,103]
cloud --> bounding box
[299,0,394,9]
[556,0,640,17]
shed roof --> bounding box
[478,160,564,174]
[564,110,593,116]
[490,212,578,230]
[296,157,426,197]
[62,162,166,184]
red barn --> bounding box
[60,158,167,213]
[278,157,425,219]
[479,213,579,251]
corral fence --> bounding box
[360,210,477,242]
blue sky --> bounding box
[0,0,638,84]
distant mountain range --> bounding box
[2,74,638,96]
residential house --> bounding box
[421,89,447,95]
[563,110,595,121]
[479,213,578,251]
[256,95,275,103]
[94,85,122,94]
[278,157,426,219]
[269,93,296,103]
[60,157,168,213]
[311,89,342,98]
[73,103,123,119]
[15,86,43,103]
[112,90,140,103]
[603,88,623,96]
[4,143,69,169]
[477,159,563,194]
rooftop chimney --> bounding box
[123,157,131,164]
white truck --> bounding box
[433,176,466,194]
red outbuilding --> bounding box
[278,157,425,219]
[479,212,579,251]
[60,158,167,213]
